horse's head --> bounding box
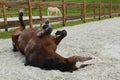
[32,57,78,72]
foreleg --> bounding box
[53,30,67,45]
[71,56,92,62]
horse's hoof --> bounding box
[45,27,53,35]
[61,30,67,37]
[24,63,29,66]
[12,45,18,52]
[12,48,18,52]
[55,30,67,37]
[42,20,50,29]
[42,24,49,29]
[55,30,61,36]
[45,20,49,25]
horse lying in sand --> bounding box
[12,11,92,72]
[47,7,62,16]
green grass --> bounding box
[0,30,13,39]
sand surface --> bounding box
[0,17,120,80]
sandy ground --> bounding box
[0,17,120,80]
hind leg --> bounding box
[72,56,92,62]
[12,27,23,52]
[12,42,18,51]
[12,35,19,51]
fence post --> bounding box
[83,0,86,23]
[103,4,106,17]
[3,5,8,31]
[93,4,96,18]
[109,1,112,18]
[28,0,33,28]
[98,0,102,20]
[118,3,120,16]
[39,6,42,26]
[62,0,66,26]
[81,4,83,20]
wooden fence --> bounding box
[0,1,120,31]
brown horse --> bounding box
[12,12,92,72]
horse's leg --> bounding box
[12,35,19,51]
[57,9,61,16]
[47,10,49,16]
[50,9,53,16]
[37,28,52,38]
[55,10,57,16]
[59,10,62,16]
[12,27,23,51]
[53,30,67,45]
[51,11,53,16]
[71,56,92,62]
[79,64,92,68]
[48,9,50,16]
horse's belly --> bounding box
[18,29,36,53]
